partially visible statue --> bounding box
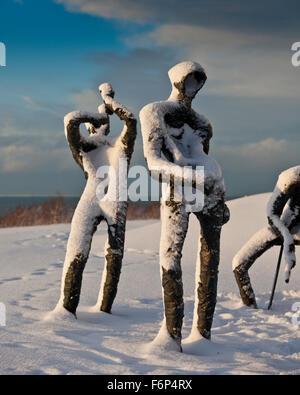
[233,166,300,308]
[140,61,229,351]
[55,83,137,318]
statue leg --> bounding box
[233,227,280,308]
[59,199,103,316]
[97,203,127,314]
[160,201,189,348]
[194,201,224,340]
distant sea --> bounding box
[0,194,241,215]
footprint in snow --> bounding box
[2,277,22,282]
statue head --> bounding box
[99,82,115,99]
[168,61,207,107]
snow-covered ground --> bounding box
[0,193,300,375]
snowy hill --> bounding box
[0,193,300,375]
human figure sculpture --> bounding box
[233,166,300,308]
[55,83,137,317]
[140,61,229,351]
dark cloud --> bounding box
[56,0,300,35]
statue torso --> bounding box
[162,107,206,167]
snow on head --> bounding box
[168,61,206,86]
[168,61,207,103]
[277,166,300,193]
[99,82,114,98]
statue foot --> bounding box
[183,330,221,356]
[44,305,77,322]
[146,323,182,353]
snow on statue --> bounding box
[140,61,230,352]
[233,166,300,308]
[53,83,137,318]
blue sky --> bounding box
[0,0,299,197]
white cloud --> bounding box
[0,145,35,173]
[70,89,100,112]
[55,0,300,34]
[19,95,60,116]
[214,138,299,173]
[213,138,300,195]
[55,0,154,21]
[150,24,263,49]
[0,144,73,173]
[218,138,287,159]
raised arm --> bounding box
[99,83,137,158]
[64,111,109,171]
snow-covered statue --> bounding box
[140,61,229,351]
[233,166,300,308]
[55,83,137,318]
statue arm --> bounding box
[99,83,137,158]
[267,187,290,236]
[64,111,109,170]
[267,185,296,282]
[140,104,199,187]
